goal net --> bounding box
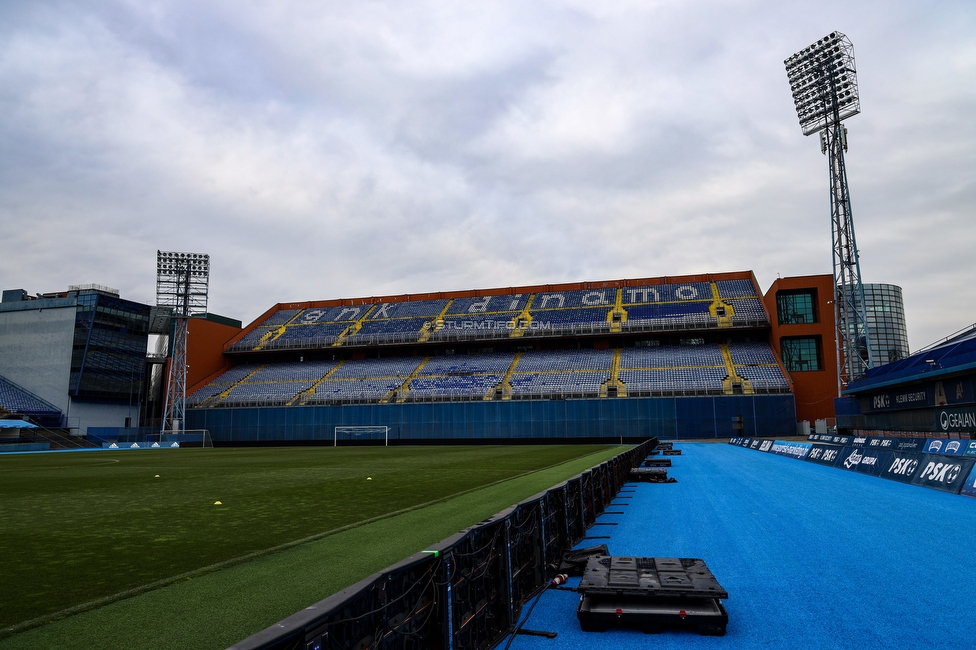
[159,429,214,448]
[334,426,389,446]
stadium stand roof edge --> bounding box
[846,334,976,393]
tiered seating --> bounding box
[192,336,789,406]
[618,368,728,392]
[0,375,62,419]
[189,360,341,407]
[716,279,758,299]
[728,298,768,324]
[309,379,404,403]
[729,341,779,365]
[735,365,790,390]
[245,360,338,383]
[220,381,314,407]
[266,322,349,347]
[306,357,423,404]
[620,345,724,368]
[228,278,772,352]
[515,349,613,372]
[429,313,519,340]
[505,349,612,398]
[625,302,713,327]
[618,345,727,393]
[404,353,515,400]
[509,372,605,396]
[729,342,789,390]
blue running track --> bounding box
[508,443,976,650]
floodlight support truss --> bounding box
[156,251,210,435]
[161,318,188,435]
[825,124,873,391]
[785,31,873,392]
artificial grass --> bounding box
[0,444,621,649]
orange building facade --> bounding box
[763,274,840,423]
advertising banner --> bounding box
[758,439,774,452]
[923,439,966,456]
[769,440,812,460]
[749,439,762,450]
[880,452,923,484]
[888,438,928,453]
[849,436,872,447]
[960,465,976,498]
[805,444,842,466]
[911,454,976,494]
[851,448,892,476]
[935,407,976,434]
[861,378,975,414]
[963,440,976,458]
[833,446,890,476]
[808,434,836,443]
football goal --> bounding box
[334,426,389,446]
[159,429,214,448]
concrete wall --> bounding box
[66,400,138,432]
[0,303,75,411]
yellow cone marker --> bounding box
[155,475,160,478]
[367,477,372,481]
[214,501,222,505]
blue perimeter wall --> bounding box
[185,395,796,442]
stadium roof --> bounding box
[846,326,976,394]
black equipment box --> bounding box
[641,458,672,468]
[577,556,728,636]
[657,442,673,450]
[662,449,682,456]
[646,450,661,456]
[629,467,676,483]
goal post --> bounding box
[334,426,389,446]
[159,429,213,448]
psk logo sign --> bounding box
[873,394,890,409]
[918,461,962,484]
[822,449,838,462]
[887,457,917,476]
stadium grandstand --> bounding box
[183,271,798,442]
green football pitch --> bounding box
[0,444,621,649]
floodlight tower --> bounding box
[785,31,874,392]
[156,251,210,434]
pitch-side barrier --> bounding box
[229,438,658,650]
[729,436,976,496]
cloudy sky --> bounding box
[1,0,973,350]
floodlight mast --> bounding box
[156,251,210,435]
[785,31,874,393]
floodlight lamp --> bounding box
[785,31,860,136]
